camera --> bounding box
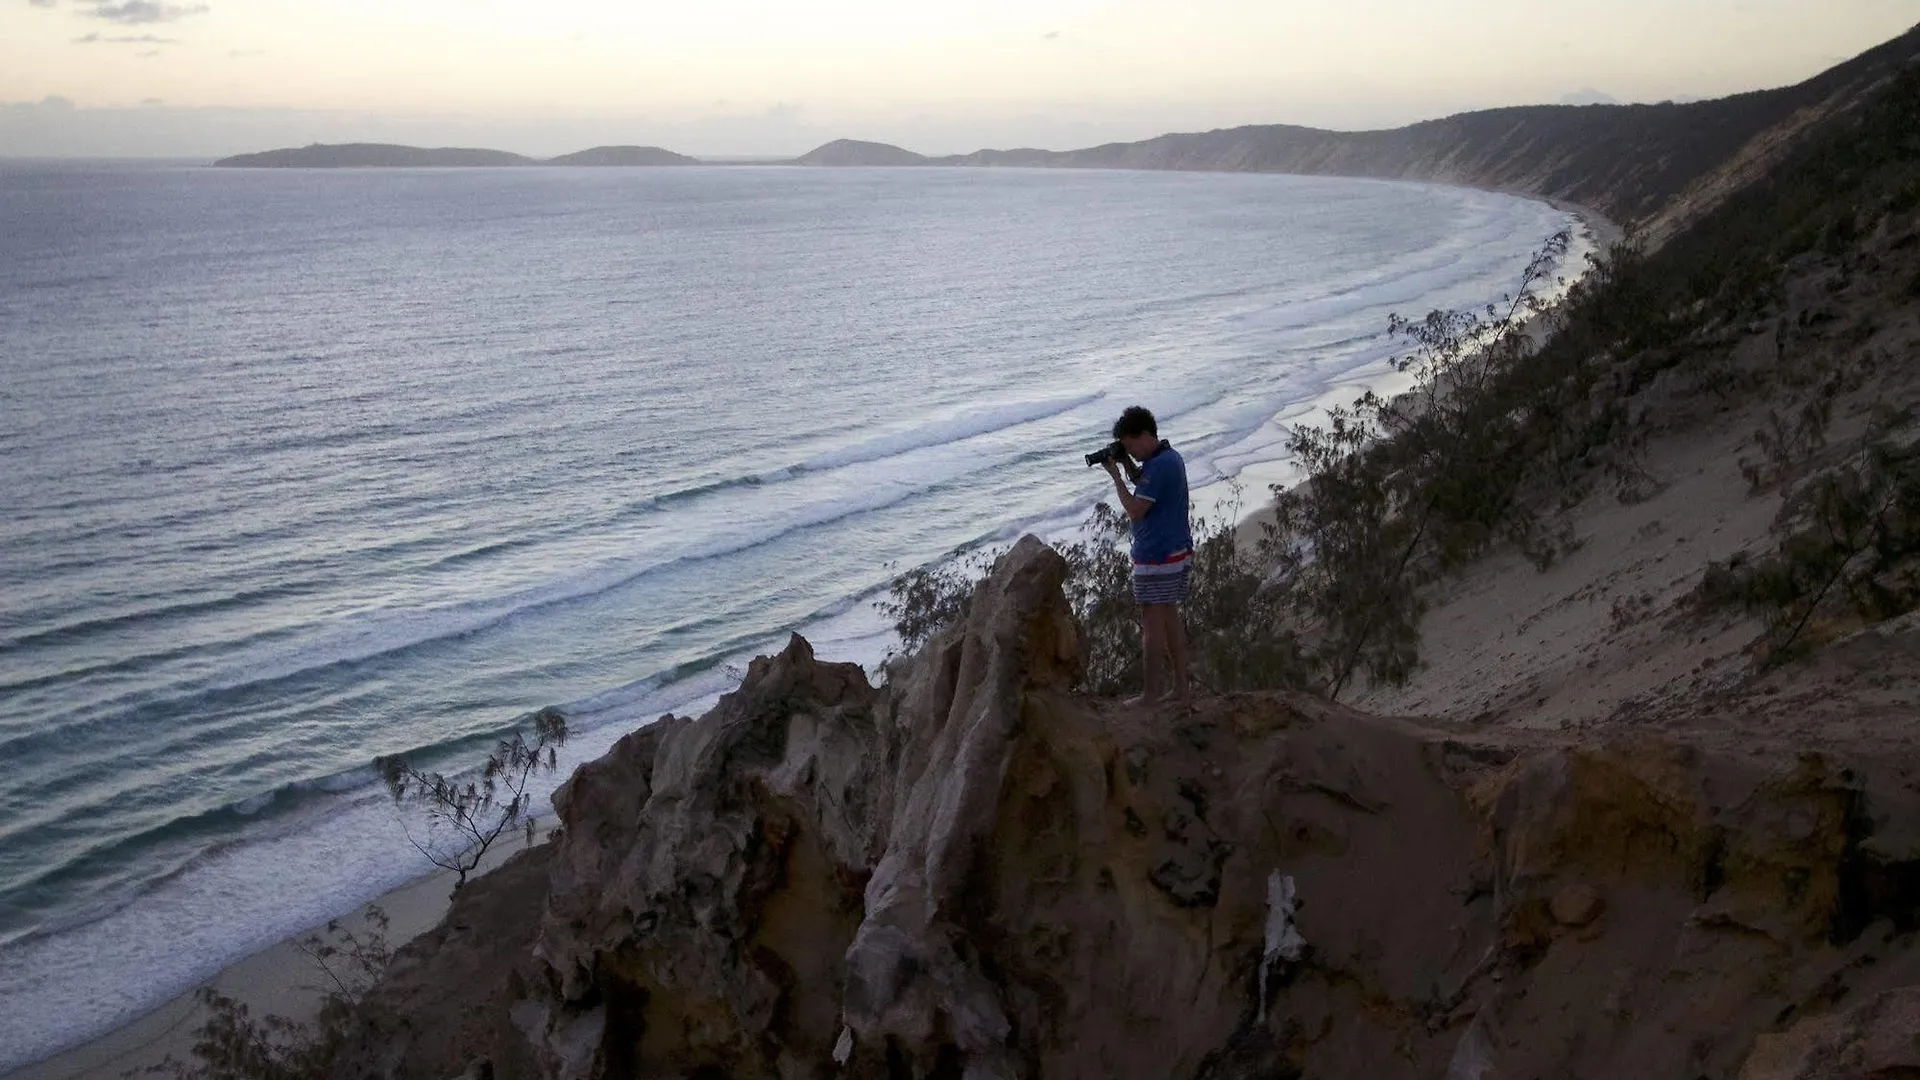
[1084,440,1126,468]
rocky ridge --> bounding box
[330,537,1920,1079]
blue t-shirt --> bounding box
[1130,443,1193,565]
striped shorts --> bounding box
[1132,563,1191,606]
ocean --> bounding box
[0,161,1593,1069]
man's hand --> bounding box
[1105,456,1150,523]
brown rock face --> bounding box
[1549,883,1605,928]
[331,535,1920,1080]
[1741,988,1920,1080]
[330,843,555,1079]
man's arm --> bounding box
[1104,459,1153,522]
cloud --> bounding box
[84,0,208,24]
[142,97,163,105]
[1043,30,1061,40]
[1558,88,1621,106]
[227,47,264,58]
[73,31,178,43]
[29,0,59,7]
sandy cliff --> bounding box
[324,538,1920,1080]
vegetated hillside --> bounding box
[213,143,537,168]
[544,145,700,166]
[940,23,1920,230]
[1366,44,1920,717]
[791,138,930,166]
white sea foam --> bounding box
[0,666,737,1074]
[797,392,1110,473]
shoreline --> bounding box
[3,186,1619,1080]
[0,837,539,1080]
[1227,194,1622,549]
[1551,196,1628,255]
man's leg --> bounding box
[1138,604,1166,704]
[1167,604,1191,702]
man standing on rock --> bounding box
[1101,405,1194,704]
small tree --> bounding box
[1055,503,1145,695]
[140,909,392,1080]
[1180,483,1311,694]
[879,547,1004,656]
[376,707,567,889]
[1697,416,1920,662]
[1264,403,1423,698]
[1264,232,1573,699]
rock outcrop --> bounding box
[331,535,1920,1079]
[1741,988,1920,1079]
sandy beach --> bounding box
[1,837,538,1080]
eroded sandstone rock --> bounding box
[329,535,1920,1080]
[1549,883,1605,928]
[1741,987,1920,1080]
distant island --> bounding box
[213,142,695,169]
[215,143,537,168]
[210,21,1919,235]
[544,145,699,167]
[790,139,928,167]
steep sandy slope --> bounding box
[1353,207,1920,743]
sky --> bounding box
[3,0,1917,158]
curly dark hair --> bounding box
[1112,406,1158,440]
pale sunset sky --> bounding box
[3,0,1917,157]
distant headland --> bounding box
[214,142,699,169]
[212,21,1919,236]
[212,138,914,170]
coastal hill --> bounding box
[920,20,1920,234]
[544,145,698,166]
[214,143,537,168]
[790,138,930,166]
